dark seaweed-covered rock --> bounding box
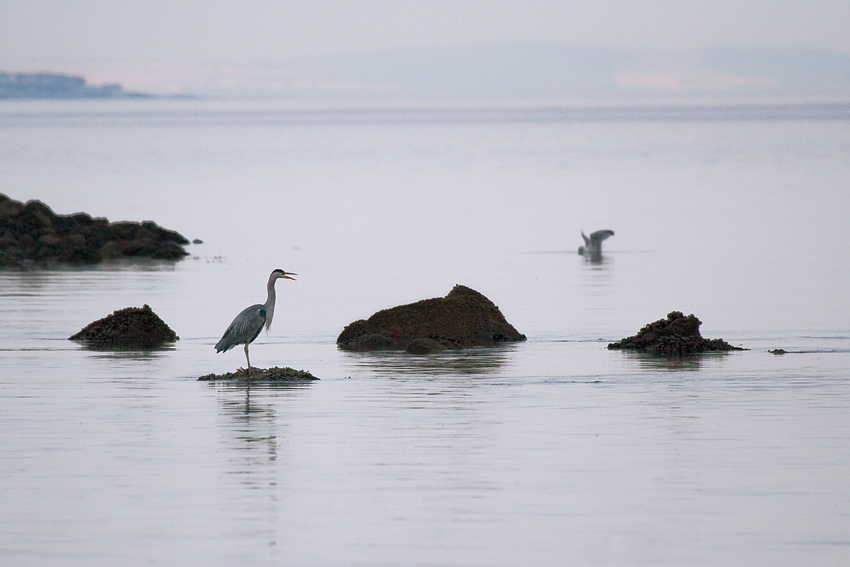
[337,284,526,353]
[608,311,744,355]
[69,304,179,348]
[0,194,189,268]
[198,367,319,381]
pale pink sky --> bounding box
[2,1,849,95]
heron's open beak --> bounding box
[284,272,297,280]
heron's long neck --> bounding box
[263,276,277,331]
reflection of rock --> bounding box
[578,229,614,261]
[0,194,189,268]
[69,304,179,348]
[198,367,319,381]
[344,345,515,375]
[608,311,744,355]
[337,284,526,353]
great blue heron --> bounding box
[215,269,296,370]
[578,229,615,258]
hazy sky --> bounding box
[3,0,850,64]
[3,1,850,95]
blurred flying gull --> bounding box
[578,229,615,259]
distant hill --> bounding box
[6,44,850,101]
[698,47,850,90]
[0,72,150,99]
[290,43,630,99]
[260,43,850,100]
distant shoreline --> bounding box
[1,98,849,126]
[0,71,152,100]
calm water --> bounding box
[1,99,850,566]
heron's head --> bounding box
[272,268,297,281]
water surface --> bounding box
[1,100,849,566]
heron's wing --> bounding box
[214,304,267,352]
[589,229,614,244]
[581,231,591,247]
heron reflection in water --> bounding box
[215,269,296,370]
[578,229,614,261]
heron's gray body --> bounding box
[215,269,295,369]
[214,303,268,353]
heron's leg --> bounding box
[244,343,252,371]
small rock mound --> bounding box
[608,311,744,355]
[69,304,179,348]
[0,193,189,268]
[337,284,526,353]
[198,367,319,381]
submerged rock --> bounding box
[337,284,526,353]
[198,367,319,381]
[608,311,744,355]
[0,193,189,268]
[69,304,179,348]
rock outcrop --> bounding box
[607,311,744,355]
[69,304,179,348]
[198,367,319,381]
[337,284,526,353]
[0,194,189,268]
